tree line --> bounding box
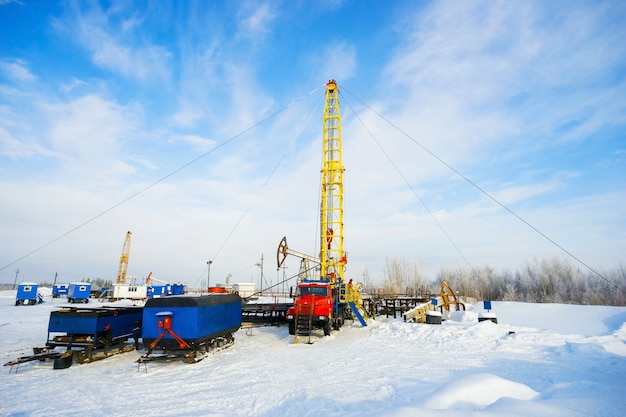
[370,256,626,306]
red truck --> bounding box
[287,281,348,336]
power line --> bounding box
[189,87,325,289]
[341,92,479,279]
[0,86,321,274]
[341,85,623,294]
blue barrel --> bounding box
[142,294,241,350]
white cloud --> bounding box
[309,42,357,84]
[89,32,172,82]
[172,109,204,128]
[237,2,277,38]
[179,134,217,152]
[0,127,57,158]
[44,95,139,181]
[54,3,172,82]
[0,59,36,83]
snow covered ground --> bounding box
[1,289,625,417]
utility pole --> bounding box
[207,260,212,292]
[13,268,19,290]
[255,254,264,295]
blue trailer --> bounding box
[139,293,241,363]
[4,306,143,371]
[15,283,43,306]
[48,306,142,368]
[52,284,69,298]
[68,283,91,303]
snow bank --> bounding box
[424,373,539,410]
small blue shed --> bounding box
[68,283,91,303]
[16,283,43,306]
[52,284,69,298]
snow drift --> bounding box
[0,290,625,416]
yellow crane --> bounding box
[116,231,132,284]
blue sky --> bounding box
[1,0,624,288]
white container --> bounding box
[232,283,256,298]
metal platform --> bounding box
[241,300,291,324]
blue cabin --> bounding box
[147,285,168,298]
[52,284,69,298]
[171,283,186,295]
[68,283,91,304]
[16,283,43,306]
[147,283,186,298]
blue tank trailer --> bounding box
[4,306,143,372]
[138,293,242,364]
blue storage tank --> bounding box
[16,283,41,306]
[68,283,91,303]
[142,294,241,350]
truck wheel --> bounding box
[323,321,331,336]
[288,321,295,335]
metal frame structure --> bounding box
[320,79,346,285]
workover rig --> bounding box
[278,80,369,337]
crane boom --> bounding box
[116,231,132,284]
[320,79,346,285]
